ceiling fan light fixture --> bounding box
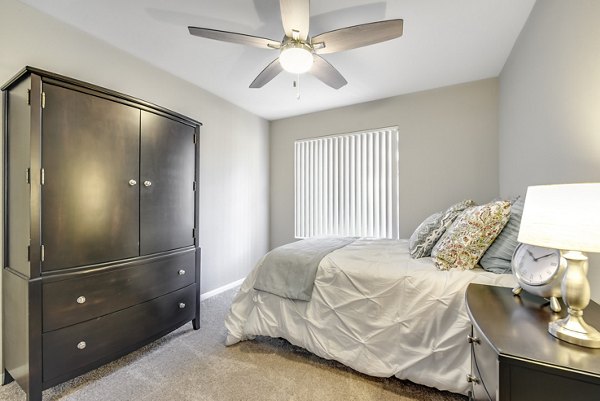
[279,42,314,74]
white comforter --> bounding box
[225,239,516,395]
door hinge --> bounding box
[41,168,45,185]
[41,91,46,109]
[27,245,31,262]
[193,181,196,191]
[27,89,31,105]
[193,134,197,144]
[41,245,45,262]
[192,228,195,238]
[26,168,31,184]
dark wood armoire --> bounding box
[2,67,201,401]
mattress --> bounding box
[225,238,516,395]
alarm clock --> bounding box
[511,243,567,313]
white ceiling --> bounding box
[19,0,536,120]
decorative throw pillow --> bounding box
[409,212,444,258]
[444,199,476,216]
[408,199,476,258]
[431,200,512,270]
[480,197,525,274]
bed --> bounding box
[225,238,516,395]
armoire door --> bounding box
[140,111,195,255]
[41,83,141,271]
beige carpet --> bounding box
[0,288,467,401]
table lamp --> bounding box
[518,183,600,348]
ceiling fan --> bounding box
[188,0,403,89]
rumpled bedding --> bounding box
[225,238,516,395]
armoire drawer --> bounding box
[42,284,196,382]
[43,250,195,332]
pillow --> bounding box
[480,197,525,274]
[444,199,476,215]
[409,212,444,258]
[431,200,512,270]
[408,199,476,258]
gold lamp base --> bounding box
[548,251,600,348]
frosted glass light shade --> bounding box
[518,183,600,252]
[279,45,313,74]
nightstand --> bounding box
[465,284,600,401]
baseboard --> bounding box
[200,278,245,301]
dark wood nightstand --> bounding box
[465,284,600,401]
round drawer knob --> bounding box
[143,180,152,187]
[76,296,86,304]
[128,179,137,186]
[77,341,87,350]
[178,269,186,276]
[179,303,186,309]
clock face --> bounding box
[512,244,561,286]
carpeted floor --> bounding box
[0,288,467,401]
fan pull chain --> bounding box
[293,74,301,100]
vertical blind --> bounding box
[294,127,400,239]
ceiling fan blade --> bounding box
[312,19,403,54]
[188,26,280,49]
[280,0,310,40]
[310,55,347,89]
[249,58,284,88]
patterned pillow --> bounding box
[431,201,512,270]
[408,199,476,258]
[480,197,524,274]
[444,199,476,215]
[409,212,444,258]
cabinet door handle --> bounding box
[467,334,480,344]
[143,180,152,187]
[179,303,186,309]
[76,296,86,304]
[77,341,87,350]
[466,374,480,384]
[178,269,186,276]
[128,179,137,186]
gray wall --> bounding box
[0,0,270,367]
[499,0,600,301]
[270,78,499,248]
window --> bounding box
[294,127,400,239]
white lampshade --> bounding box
[518,183,600,252]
